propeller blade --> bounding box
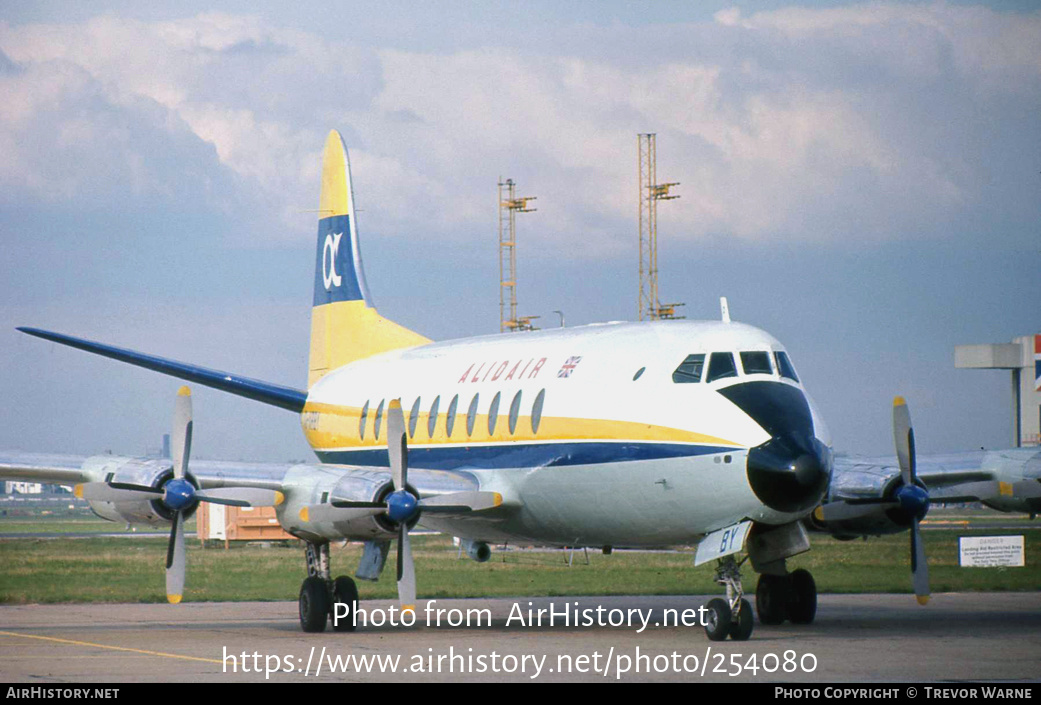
[418,491,503,514]
[299,503,384,523]
[386,400,407,491]
[910,519,930,605]
[171,386,193,480]
[892,396,916,486]
[815,499,895,522]
[165,511,186,604]
[396,524,416,614]
[74,482,161,502]
[196,488,285,508]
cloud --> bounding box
[0,4,1038,255]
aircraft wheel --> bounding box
[331,575,359,632]
[787,569,817,625]
[299,576,330,633]
[755,574,789,625]
[703,598,732,642]
[729,598,754,640]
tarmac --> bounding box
[2,593,1040,682]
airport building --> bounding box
[956,334,1041,447]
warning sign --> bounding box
[958,535,1025,567]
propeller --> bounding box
[892,396,930,605]
[816,397,929,604]
[298,398,503,614]
[74,386,284,603]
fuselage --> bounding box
[297,320,833,547]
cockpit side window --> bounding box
[740,351,773,375]
[775,351,800,382]
[706,352,738,382]
[672,354,705,383]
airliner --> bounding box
[2,131,1038,641]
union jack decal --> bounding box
[557,356,583,379]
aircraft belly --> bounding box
[432,454,759,547]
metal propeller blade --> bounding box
[74,482,161,502]
[418,491,503,514]
[397,524,416,614]
[910,519,930,605]
[893,396,929,605]
[386,400,407,491]
[171,386,193,481]
[299,503,385,523]
[893,396,915,486]
[166,511,186,604]
[195,488,284,508]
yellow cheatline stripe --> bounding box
[178,386,191,397]
[0,630,223,665]
[301,401,741,450]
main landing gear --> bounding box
[755,568,817,625]
[299,541,360,633]
[703,556,754,641]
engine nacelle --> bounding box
[461,539,491,562]
[79,455,190,527]
[280,465,398,542]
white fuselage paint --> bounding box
[302,320,832,547]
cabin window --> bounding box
[706,352,737,383]
[359,400,370,439]
[672,354,705,383]
[740,351,773,376]
[508,390,523,434]
[446,394,459,437]
[487,392,501,434]
[466,393,480,437]
[408,397,422,438]
[374,399,385,440]
[427,396,440,438]
[531,388,546,434]
[775,351,800,382]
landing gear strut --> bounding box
[755,567,817,625]
[703,556,754,641]
[298,541,360,633]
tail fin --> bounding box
[308,131,430,387]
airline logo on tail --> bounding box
[314,215,363,305]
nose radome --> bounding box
[746,434,831,514]
[716,381,831,515]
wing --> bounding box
[0,451,93,484]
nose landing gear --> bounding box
[703,556,754,641]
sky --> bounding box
[0,1,1038,463]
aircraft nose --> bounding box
[746,433,831,514]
